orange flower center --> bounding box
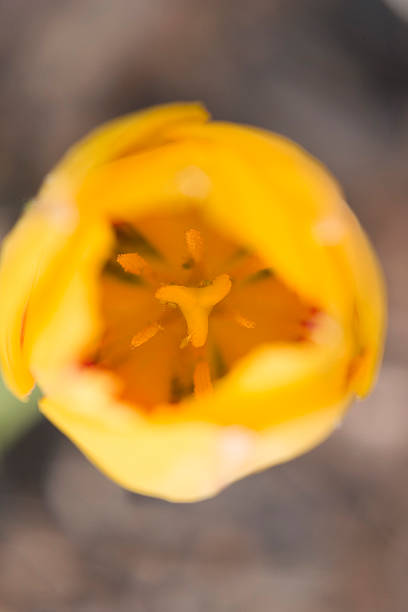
[89,208,316,409]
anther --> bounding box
[117,252,155,283]
[185,229,204,264]
[131,322,163,348]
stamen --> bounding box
[193,360,213,397]
[185,229,204,264]
[155,273,231,348]
[117,252,155,283]
[131,322,163,348]
[233,312,256,329]
[117,252,148,275]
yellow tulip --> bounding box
[0,103,385,501]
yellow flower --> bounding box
[0,103,385,501]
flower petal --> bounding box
[0,103,209,397]
[163,121,386,395]
[0,205,69,397]
[39,366,347,502]
[44,102,209,187]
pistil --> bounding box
[155,273,232,348]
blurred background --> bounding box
[0,1,408,610]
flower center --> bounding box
[91,208,316,410]
[155,273,232,348]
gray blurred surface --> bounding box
[1,1,408,610]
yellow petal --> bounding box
[163,121,386,395]
[37,311,351,500]
[44,102,209,187]
[0,204,70,397]
[151,312,352,429]
[23,218,111,377]
[0,103,209,397]
[77,138,351,318]
[39,366,347,502]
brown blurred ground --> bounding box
[0,1,408,610]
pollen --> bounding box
[185,228,204,264]
[131,322,163,348]
[117,252,148,275]
[117,252,155,283]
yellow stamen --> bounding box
[193,360,213,397]
[131,322,163,348]
[117,252,156,283]
[155,273,232,348]
[233,312,256,329]
[185,228,204,264]
[117,252,148,275]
